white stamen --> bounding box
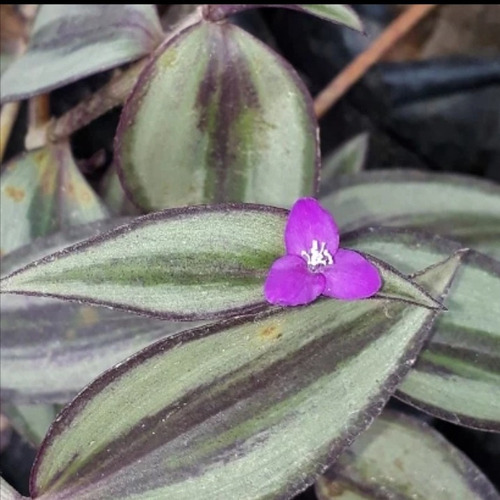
[301,239,333,268]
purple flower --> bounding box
[264,197,382,306]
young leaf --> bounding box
[30,255,459,500]
[115,21,319,210]
[205,5,363,32]
[321,169,500,259]
[344,227,500,431]
[319,132,368,194]
[316,410,500,500]
[0,143,109,257]
[0,205,444,321]
[1,5,163,102]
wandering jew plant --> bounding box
[0,4,499,500]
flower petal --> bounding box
[322,249,381,300]
[264,255,325,306]
[285,198,339,257]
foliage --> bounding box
[0,4,498,499]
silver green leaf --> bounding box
[0,205,443,321]
[344,227,500,431]
[0,143,108,257]
[1,220,193,406]
[321,170,500,259]
[1,5,162,102]
[316,410,500,500]
[30,255,459,499]
[319,133,369,195]
[115,21,319,210]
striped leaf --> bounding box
[30,254,460,499]
[0,143,108,257]
[0,205,443,321]
[205,5,363,31]
[115,21,319,210]
[344,227,500,431]
[319,133,368,195]
[1,298,197,405]
[1,5,162,102]
[0,478,25,500]
[0,219,198,405]
[316,410,500,500]
[321,170,500,259]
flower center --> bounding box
[301,239,333,270]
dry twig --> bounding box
[313,4,438,118]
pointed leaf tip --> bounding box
[31,257,451,499]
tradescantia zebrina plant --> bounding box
[0,4,499,500]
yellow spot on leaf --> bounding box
[159,48,178,70]
[258,322,283,341]
[78,306,99,327]
[394,457,404,471]
[4,185,25,202]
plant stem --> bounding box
[25,93,51,150]
[0,102,21,162]
[313,4,438,118]
[48,60,147,143]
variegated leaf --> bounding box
[0,220,191,406]
[344,227,500,431]
[29,254,459,499]
[1,5,162,102]
[316,410,499,500]
[0,142,108,257]
[115,21,319,210]
[322,170,500,259]
[0,205,442,321]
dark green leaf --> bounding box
[116,21,319,210]
[344,227,500,431]
[316,410,500,500]
[30,254,460,499]
[322,170,500,259]
[1,5,162,102]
